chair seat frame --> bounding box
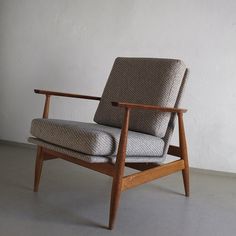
[33,89,189,230]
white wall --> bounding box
[0,0,236,173]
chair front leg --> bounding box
[109,108,130,230]
[178,113,190,197]
[34,146,44,192]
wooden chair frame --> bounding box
[33,89,189,230]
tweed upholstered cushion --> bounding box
[28,137,166,163]
[30,119,165,156]
[162,69,189,157]
[94,57,186,137]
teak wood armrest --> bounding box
[111,101,187,113]
[34,89,101,118]
[34,89,101,101]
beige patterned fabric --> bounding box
[28,137,166,164]
[30,119,165,156]
[162,69,189,156]
[94,57,186,137]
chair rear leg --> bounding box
[181,144,190,197]
[34,146,44,192]
[178,113,190,197]
[182,165,190,197]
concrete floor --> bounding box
[0,143,236,236]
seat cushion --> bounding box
[30,119,165,156]
[28,137,166,163]
[94,57,186,137]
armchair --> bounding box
[28,57,189,229]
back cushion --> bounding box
[94,57,186,137]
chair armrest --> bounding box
[34,89,101,101]
[111,101,187,113]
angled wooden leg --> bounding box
[182,166,189,197]
[109,108,130,230]
[178,113,190,197]
[34,146,44,192]
[109,173,123,230]
[33,94,50,192]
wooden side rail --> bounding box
[122,160,185,191]
[42,148,115,177]
[125,163,160,171]
[168,145,182,157]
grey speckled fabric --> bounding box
[94,57,186,137]
[28,137,166,164]
[30,119,165,156]
[161,69,189,157]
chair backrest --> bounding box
[94,57,187,138]
[162,68,189,155]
